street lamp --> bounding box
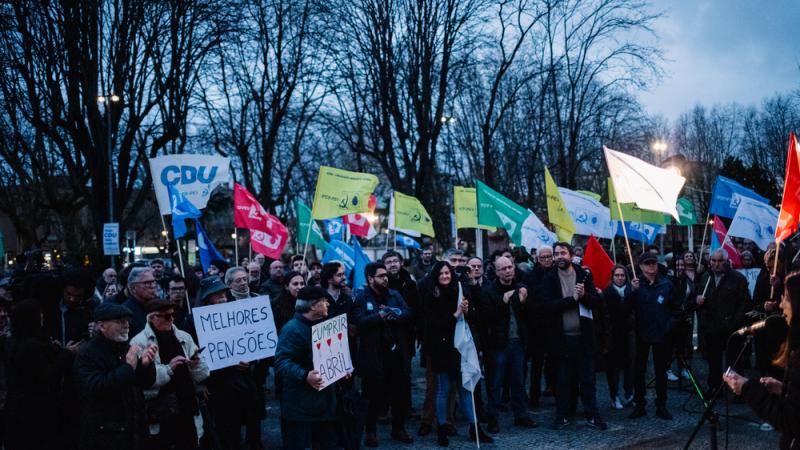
[440,115,457,124]
[652,140,668,155]
[98,93,120,268]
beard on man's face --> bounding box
[556,258,570,270]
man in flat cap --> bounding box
[74,302,159,450]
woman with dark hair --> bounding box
[601,265,634,409]
[274,271,305,333]
[420,261,492,447]
[3,298,67,450]
[725,270,800,449]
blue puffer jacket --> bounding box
[626,275,681,343]
[274,313,336,422]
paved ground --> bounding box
[261,354,781,449]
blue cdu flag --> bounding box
[708,176,769,219]
[324,217,345,241]
[168,184,202,239]
[196,221,226,273]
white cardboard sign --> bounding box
[192,295,277,371]
[311,314,353,390]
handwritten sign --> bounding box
[312,314,353,390]
[192,296,277,371]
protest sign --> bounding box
[311,314,353,390]
[191,296,278,371]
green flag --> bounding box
[476,180,529,245]
[676,197,698,225]
[608,178,670,224]
[296,200,328,250]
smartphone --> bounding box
[192,346,206,359]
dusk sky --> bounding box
[637,0,800,121]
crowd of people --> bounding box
[0,236,798,450]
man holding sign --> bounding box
[275,286,342,450]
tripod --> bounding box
[682,334,754,450]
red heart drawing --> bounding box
[337,332,343,341]
[316,342,321,350]
[326,338,332,346]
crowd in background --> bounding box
[0,234,797,450]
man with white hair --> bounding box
[75,302,158,450]
[523,245,557,408]
[695,249,752,393]
[225,266,256,301]
[122,267,161,336]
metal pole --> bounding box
[106,100,115,269]
[475,228,484,260]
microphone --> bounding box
[735,320,767,336]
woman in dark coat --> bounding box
[3,298,67,450]
[601,265,634,409]
[725,270,800,449]
[420,261,492,447]
[273,271,305,333]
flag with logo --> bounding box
[475,180,529,245]
[453,283,481,392]
[608,179,670,224]
[615,221,661,245]
[324,217,345,241]
[727,198,779,251]
[776,133,800,242]
[344,213,378,238]
[676,197,698,225]
[311,166,379,220]
[520,209,557,251]
[351,237,371,290]
[392,191,435,237]
[583,235,615,289]
[321,240,355,276]
[168,184,202,239]
[388,195,421,237]
[544,167,576,241]
[196,221,226,272]
[558,187,614,239]
[709,176,770,219]
[710,216,742,268]
[604,146,686,219]
[453,186,494,230]
[296,200,328,251]
[395,233,421,249]
[149,154,231,215]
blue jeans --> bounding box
[555,334,598,420]
[487,339,527,419]
[436,372,475,425]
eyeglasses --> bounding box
[134,280,157,287]
[153,313,175,320]
[710,259,726,263]
[373,273,389,279]
[539,255,553,259]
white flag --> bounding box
[604,146,686,219]
[149,154,231,215]
[454,283,481,392]
[727,197,779,251]
[558,188,615,239]
[520,209,557,251]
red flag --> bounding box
[776,132,800,242]
[343,213,377,238]
[712,216,742,268]
[233,183,288,258]
[582,235,614,289]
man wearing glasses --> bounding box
[524,245,556,408]
[695,249,752,394]
[123,267,161,337]
[167,275,188,326]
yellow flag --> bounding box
[544,167,576,241]
[393,191,435,237]
[311,166,379,220]
[453,186,494,230]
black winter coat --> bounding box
[74,334,156,450]
[480,279,528,351]
[696,269,752,336]
[626,275,681,344]
[421,282,467,373]
[537,264,601,355]
[352,287,412,379]
[388,269,421,353]
[742,349,800,449]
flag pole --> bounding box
[770,240,781,299]
[233,229,239,266]
[471,390,480,449]
[393,230,397,250]
[613,191,637,281]
[698,213,711,260]
[175,234,191,314]
[611,237,617,264]
[301,214,313,267]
